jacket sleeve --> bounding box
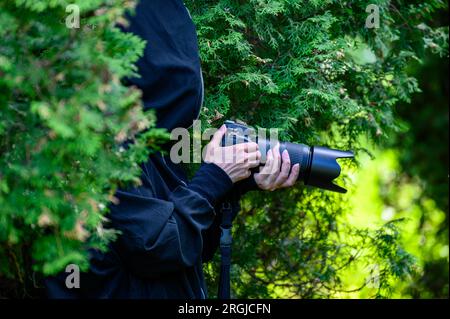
[109,163,233,278]
[201,175,259,262]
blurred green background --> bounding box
[345,53,449,298]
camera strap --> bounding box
[218,201,233,299]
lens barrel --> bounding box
[222,120,354,193]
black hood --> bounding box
[122,0,203,131]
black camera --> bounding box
[222,120,354,193]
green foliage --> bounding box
[186,0,448,298]
[391,52,449,298]
[0,0,167,296]
[0,0,447,299]
[349,148,448,298]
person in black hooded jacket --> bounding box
[45,0,300,299]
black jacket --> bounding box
[46,0,256,299]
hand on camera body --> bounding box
[204,125,261,183]
[205,126,300,190]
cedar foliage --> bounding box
[0,0,167,297]
[184,0,448,298]
[0,0,447,298]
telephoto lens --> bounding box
[222,120,354,193]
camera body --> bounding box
[222,120,354,193]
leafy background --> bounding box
[0,0,448,298]
[184,0,449,298]
[0,0,167,297]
